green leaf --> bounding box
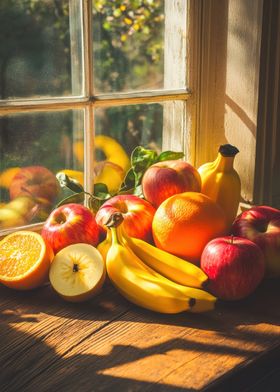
[128,146,159,189]
[55,192,85,208]
[56,173,84,193]
[93,183,111,200]
[120,168,136,191]
[157,151,184,162]
[131,146,158,170]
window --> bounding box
[0,0,189,234]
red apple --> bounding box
[232,205,280,277]
[142,160,201,208]
[95,194,156,242]
[10,166,60,203]
[201,236,265,300]
[41,203,100,254]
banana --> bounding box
[175,286,216,313]
[198,144,241,229]
[106,227,196,314]
[121,229,208,289]
[97,230,112,262]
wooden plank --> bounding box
[1,279,279,391]
[0,281,132,391]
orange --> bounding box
[0,231,54,290]
[152,192,228,264]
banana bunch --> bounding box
[100,213,216,314]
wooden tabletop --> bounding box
[0,278,279,392]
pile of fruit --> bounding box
[0,144,280,315]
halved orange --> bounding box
[0,231,54,290]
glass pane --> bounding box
[92,1,165,93]
[0,0,83,100]
[0,110,84,230]
[93,103,163,194]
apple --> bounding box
[49,243,106,302]
[95,194,156,242]
[10,166,60,203]
[41,203,100,254]
[201,236,265,300]
[142,160,201,208]
[232,205,280,277]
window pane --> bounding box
[0,110,84,230]
[94,102,182,194]
[0,0,83,100]
[92,1,165,93]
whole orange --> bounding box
[152,192,228,264]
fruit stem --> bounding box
[218,144,239,157]
[110,227,121,245]
[105,212,124,228]
[73,263,79,272]
[231,234,234,244]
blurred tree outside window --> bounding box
[0,0,187,231]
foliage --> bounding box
[92,0,164,92]
[56,146,184,213]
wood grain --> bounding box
[0,278,279,392]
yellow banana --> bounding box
[94,135,130,172]
[106,227,196,314]
[121,230,208,289]
[198,144,241,229]
[175,286,217,313]
[106,226,216,313]
[97,230,112,262]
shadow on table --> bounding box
[0,278,280,391]
[0,312,279,392]
[0,278,279,332]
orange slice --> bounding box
[0,231,54,290]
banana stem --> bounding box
[110,227,121,245]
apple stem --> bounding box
[105,212,124,228]
[73,263,79,272]
[231,234,234,244]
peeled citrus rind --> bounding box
[0,231,54,290]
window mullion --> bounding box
[82,0,95,196]
[83,0,94,98]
